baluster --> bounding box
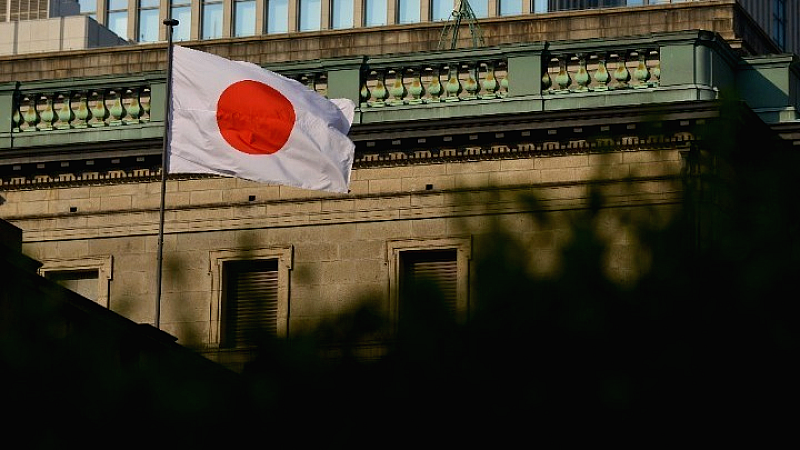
[444,62,462,102]
[499,71,509,97]
[55,92,74,129]
[408,68,425,105]
[140,88,151,122]
[593,54,610,91]
[108,89,126,125]
[463,62,479,100]
[387,69,407,106]
[11,98,21,132]
[22,96,40,132]
[73,92,91,128]
[370,70,388,107]
[613,52,631,89]
[482,61,499,99]
[650,51,661,87]
[90,90,109,127]
[634,50,650,88]
[574,55,590,92]
[305,73,317,92]
[359,79,371,108]
[541,63,552,93]
[427,66,443,103]
[555,57,571,93]
[38,94,55,131]
[125,88,142,124]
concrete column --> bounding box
[223,0,233,37]
[255,0,265,33]
[288,0,298,32]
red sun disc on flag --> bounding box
[216,80,296,155]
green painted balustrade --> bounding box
[1,31,797,152]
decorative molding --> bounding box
[208,246,293,346]
[0,135,694,190]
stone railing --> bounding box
[1,31,765,149]
[13,86,152,132]
[360,58,509,107]
[542,48,661,93]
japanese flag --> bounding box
[167,46,355,193]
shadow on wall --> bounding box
[233,101,800,433]
[3,101,799,443]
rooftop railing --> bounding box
[1,30,796,152]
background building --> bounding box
[9,0,792,55]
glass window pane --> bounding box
[398,0,419,23]
[235,1,257,36]
[79,0,96,14]
[431,0,452,21]
[140,0,159,7]
[331,0,353,29]
[499,0,521,16]
[139,9,159,42]
[202,2,224,39]
[299,0,321,31]
[268,0,289,33]
[108,11,128,38]
[172,7,191,41]
[364,0,386,26]
[469,0,487,18]
[533,0,547,13]
[108,0,127,10]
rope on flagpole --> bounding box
[156,18,179,330]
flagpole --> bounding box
[155,18,179,330]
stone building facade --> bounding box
[1,2,798,368]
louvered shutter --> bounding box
[222,259,279,347]
[403,250,458,314]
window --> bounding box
[107,0,129,40]
[364,0,386,26]
[431,0,452,21]
[138,0,160,42]
[221,260,279,347]
[499,0,521,16]
[234,0,257,36]
[299,0,322,31]
[210,247,292,347]
[267,0,290,33]
[388,238,471,324]
[773,0,786,51]
[397,0,419,23]
[202,0,224,39]
[331,0,354,29]
[171,0,192,41]
[39,256,113,308]
[470,0,488,18]
[78,0,97,19]
[402,250,459,313]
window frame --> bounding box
[387,237,471,325]
[38,255,113,308]
[209,247,293,347]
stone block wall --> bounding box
[2,148,684,349]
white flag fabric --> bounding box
[167,46,355,193]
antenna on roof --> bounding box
[437,0,486,50]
